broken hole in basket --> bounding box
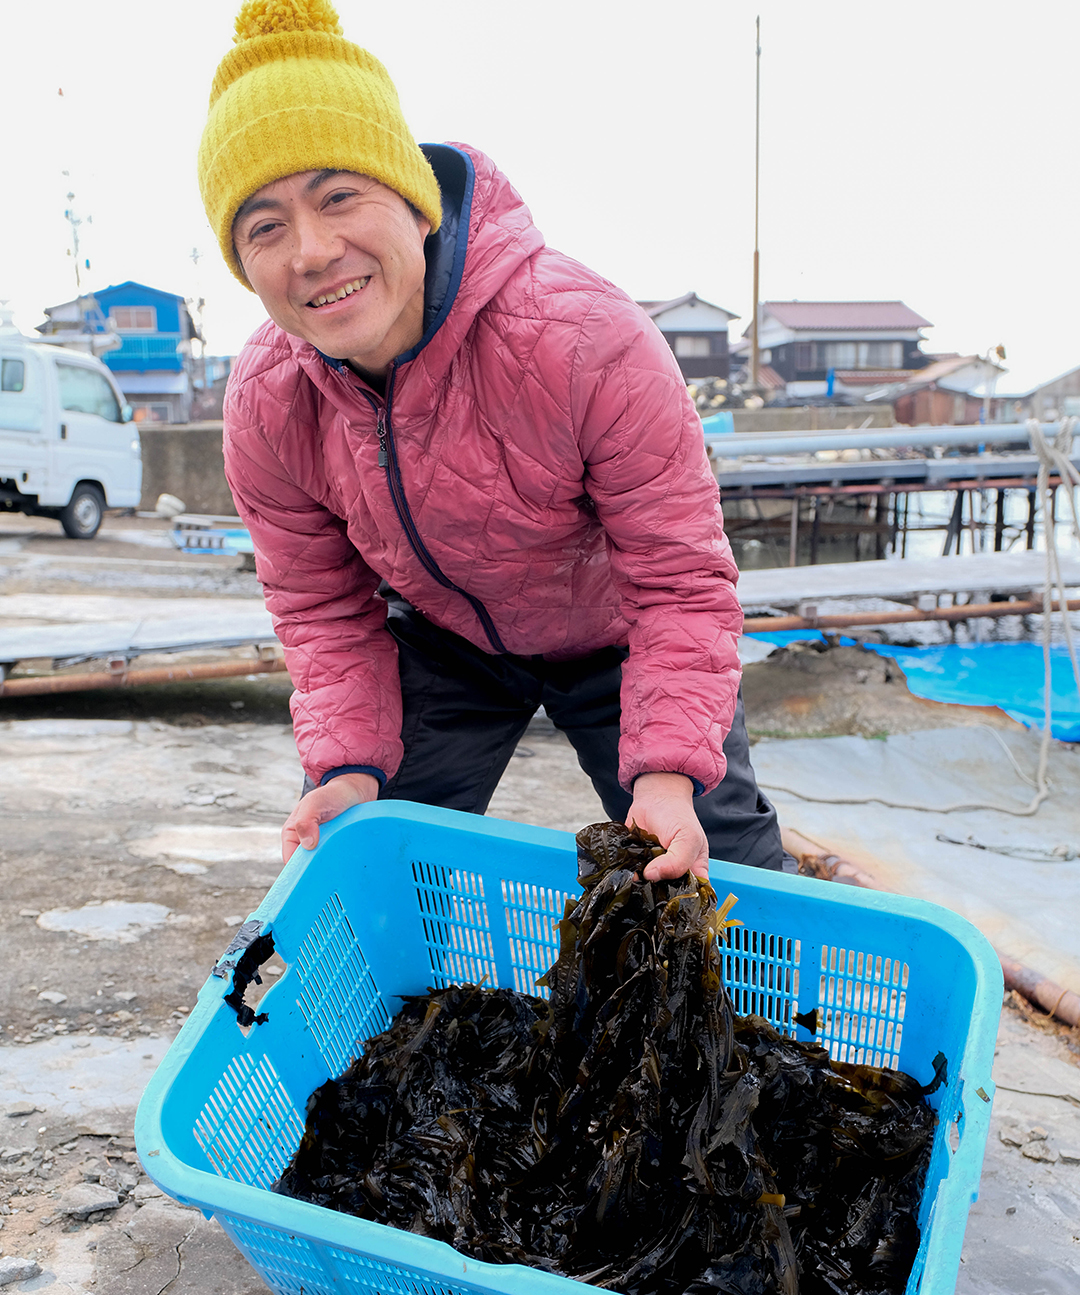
[211,920,278,1031]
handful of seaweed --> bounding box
[276,824,935,1295]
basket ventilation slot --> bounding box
[223,1215,327,1294]
[818,945,908,1068]
[500,879,571,997]
[412,860,498,987]
[193,1054,303,1188]
[296,892,390,1075]
[328,1246,476,1295]
[723,927,800,1035]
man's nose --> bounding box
[291,214,341,274]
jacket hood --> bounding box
[407,143,547,368]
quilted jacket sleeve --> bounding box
[223,380,403,787]
[570,294,743,795]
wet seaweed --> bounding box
[276,823,935,1294]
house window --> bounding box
[794,343,814,371]
[1,359,25,392]
[861,341,903,369]
[109,306,157,331]
[820,342,858,370]
[673,335,712,358]
[56,362,122,421]
[808,341,904,371]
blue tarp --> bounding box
[746,632,1080,742]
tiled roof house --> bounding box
[734,301,933,397]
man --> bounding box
[200,0,790,882]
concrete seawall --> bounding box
[137,421,237,515]
[730,406,894,434]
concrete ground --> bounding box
[0,511,1078,1293]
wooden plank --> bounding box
[737,550,1080,610]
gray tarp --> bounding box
[752,726,1080,994]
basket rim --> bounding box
[135,801,1004,1295]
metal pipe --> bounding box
[998,955,1080,1030]
[741,597,1080,635]
[703,420,1074,457]
[0,656,288,697]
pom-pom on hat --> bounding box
[199,0,441,287]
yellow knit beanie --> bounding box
[199,0,442,287]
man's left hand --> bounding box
[625,772,710,882]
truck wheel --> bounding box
[60,484,106,540]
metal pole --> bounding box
[750,15,761,392]
[943,491,963,556]
[0,655,288,698]
[788,496,799,567]
[701,419,1072,456]
[809,495,820,565]
[994,489,1006,551]
[742,597,1080,635]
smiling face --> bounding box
[233,170,432,378]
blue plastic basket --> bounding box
[135,802,1002,1295]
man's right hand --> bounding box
[281,771,380,863]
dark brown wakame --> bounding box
[275,823,934,1294]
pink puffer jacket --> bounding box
[223,143,743,793]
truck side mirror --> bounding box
[121,403,134,423]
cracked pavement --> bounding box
[1,513,1078,1293]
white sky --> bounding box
[4,1,1078,394]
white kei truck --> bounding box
[0,328,142,539]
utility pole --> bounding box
[750,16,762,392]
[982,343,1006,425]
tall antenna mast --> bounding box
[190,246,208,394]
[750,15,761,392]
[63,187,90,293]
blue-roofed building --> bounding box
[38,282,199,423]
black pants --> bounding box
[311,596,790,872]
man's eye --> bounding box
[326,190,354,206]
[250,221,278,238]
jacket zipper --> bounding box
[360,379,508,655]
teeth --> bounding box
[310,278,370,308]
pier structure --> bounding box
[705,421,1080,567]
